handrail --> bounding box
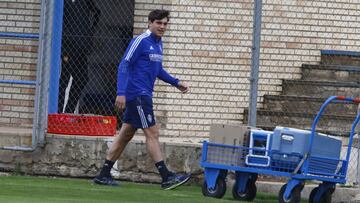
[0,32,39,87]
[303,96,360,174]
[0,4,43,152]
[0,31,39,151]
[0,80,36,86]
[0,32,39,39]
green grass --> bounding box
[0,175,299,203]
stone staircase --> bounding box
[244,50,360,136]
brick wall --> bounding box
[133,0,360,137]
[0,0,40,128]
[133,1,253,137]
[1,0,360,136]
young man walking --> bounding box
[93,9,191,190]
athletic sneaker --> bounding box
[161,173,191,190]
[93,176,119,186]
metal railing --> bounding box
[0,0,47,151]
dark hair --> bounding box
[148,9,170,22]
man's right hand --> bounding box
[115,96,126,111]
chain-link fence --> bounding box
[249,1,360,186]
[0,0,359,193]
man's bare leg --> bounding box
[142,124,163,162]
[107,123,137,161]
[142,124,190,190]
[93,123,136,186]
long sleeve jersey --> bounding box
[117,29,179,101]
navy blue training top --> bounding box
[117,29,179,101]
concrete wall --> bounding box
[0,132,203,183]
[0,132,358,203]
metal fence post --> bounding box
[248,0,263,127]
[357,103,360,185]
[357,139,360,185]
[36,0,55,146]
[48,0,64,114]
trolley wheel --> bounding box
[250,173,258,183]
[202,177,226,199]
[278,184,302,203]
[232,181,257,201]
[308,187,334,203]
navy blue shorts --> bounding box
[123,96,156,129]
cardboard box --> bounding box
[210,124,250,146]
[207,124,250,166]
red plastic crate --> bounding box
[47,114,117,136]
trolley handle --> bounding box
[303,95,360,174]
[311,95,360,136]
[335,96,360,104]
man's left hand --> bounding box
[177,81,189,93]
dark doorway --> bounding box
[59,0,135,124]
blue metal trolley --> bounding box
[200,96,360,203]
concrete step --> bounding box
[0,127,32,148]
[301,64,360,82]
[264,95,359,114]
[243,109,356,136]
[282,80,360,97]
[321,50,360,66]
